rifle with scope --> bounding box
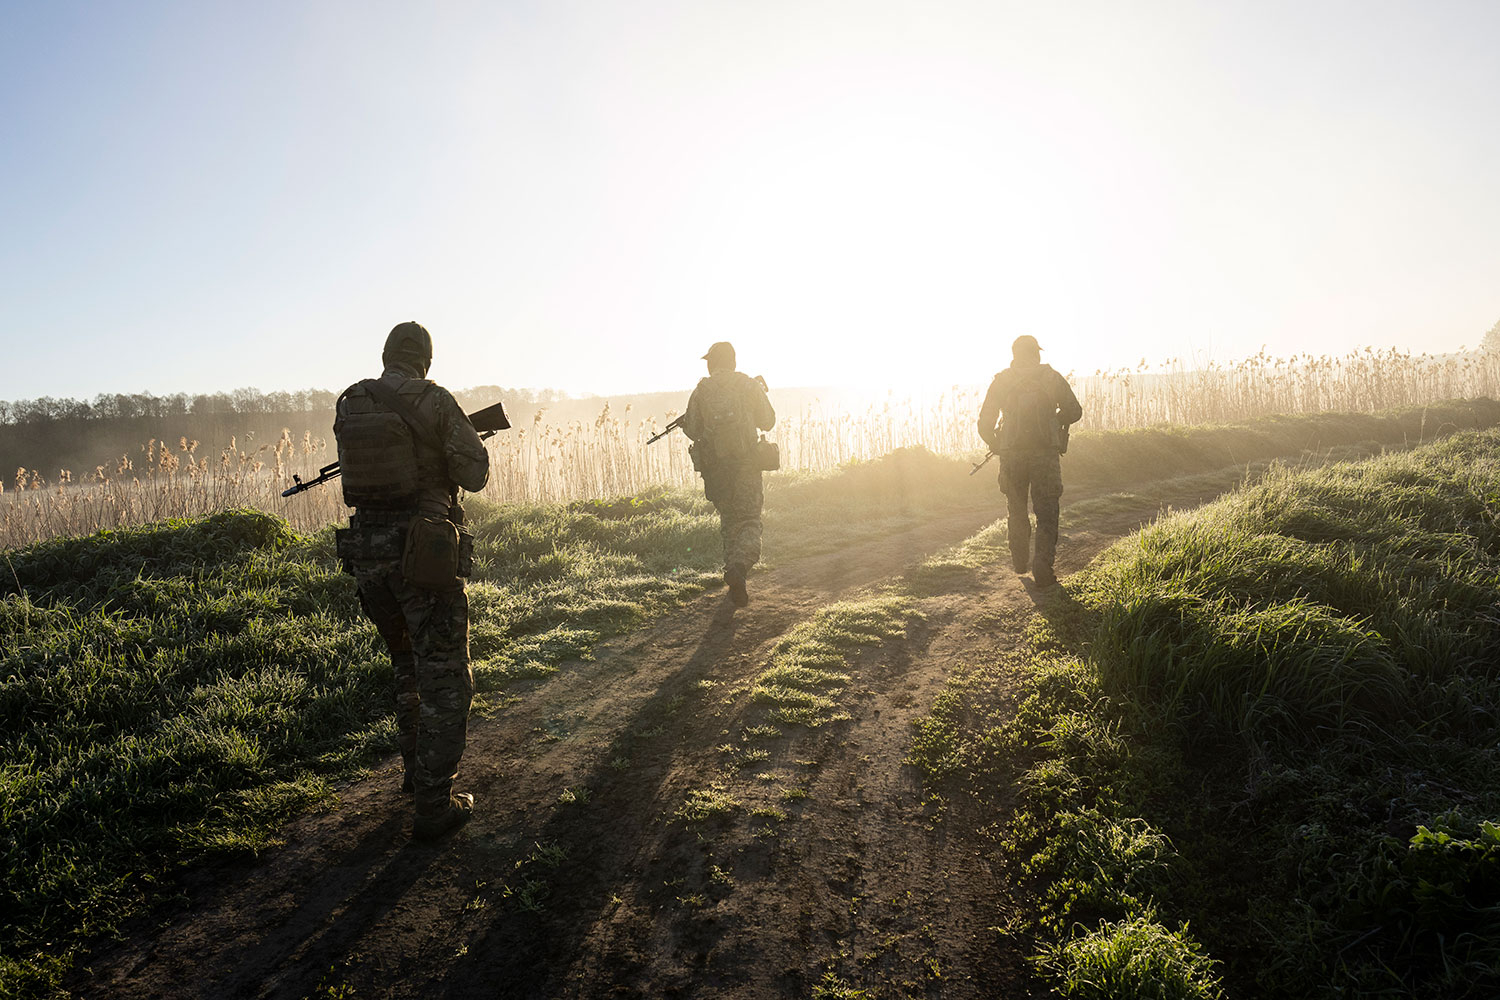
[281,400,512,498]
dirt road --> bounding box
[77,476,1234,999]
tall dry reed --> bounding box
[5,346,1498,547]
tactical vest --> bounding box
[335,379,438,507]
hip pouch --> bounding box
[402,516,461,589]
[754,436,780,472]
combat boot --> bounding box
[412,792,474,841]
[1033,566,1058,590]
[725,564,749,607]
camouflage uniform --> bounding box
[682,369,776,586]
[334,355,489,822]
[977,360,1083,585]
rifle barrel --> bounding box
[647,415,685,445]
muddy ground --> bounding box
[75,477,1234,999]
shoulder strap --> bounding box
[360,378,441,451]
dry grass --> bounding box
[1078,347,1500,429]
[1,431,342,547]
[4,346,1498,547]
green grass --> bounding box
[1038,912,1225,1000]
[749,594,917,727]
[0,511,373,997]
[674,783,742,823]
[0,493,723,998]
[907,427,1500,998]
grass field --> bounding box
[908,427,1500,997]
[4,401,1500,996]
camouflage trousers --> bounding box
[704,466,764,573]
[999,449,1064,578]
[352,560,474,816]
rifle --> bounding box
[647,415,685,445]
[281,399,512,497]
[646,374,766,447]
[970,449,997,476]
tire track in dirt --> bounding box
[78,475,1240,999]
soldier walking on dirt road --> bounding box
[682,341,777,607]
[977,335,1084,589]
[333,321,490,840]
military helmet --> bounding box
[1012,335,1042,359]
[702,341,736,371]
[383,321,433,371]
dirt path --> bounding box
[77,475,1235,999]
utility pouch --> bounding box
[1058,423,1071,456]
[456,526,475,578]
[688,441,706,474]
[402,516,461,589]
[335,522,405,572]
[754,436,780,471]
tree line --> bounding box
[0,385,586,426]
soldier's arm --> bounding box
[753,380,776,431]
[977,376,1003,448]
[681,384,706,441]
[332,390,350,437]
[434,387,490,492]
[1055,374,1084,426]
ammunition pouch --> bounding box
[335,514,408,574]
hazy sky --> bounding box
[4,0,1498,401]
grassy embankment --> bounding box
[2,399,1497,996]
[908,427,1500,997]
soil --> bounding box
[74,477,1234,1000]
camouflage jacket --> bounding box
[977,363,1083,453]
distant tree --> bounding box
[1484,318,1500,354]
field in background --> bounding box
[4,345,1499,547]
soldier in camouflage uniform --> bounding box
[682,341,776,607]
[333,321,490,840]
[977,335,1083,589]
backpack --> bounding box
[1002,367,1062,451]
[692,375,757,469]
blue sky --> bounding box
[3,0,1498,400]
